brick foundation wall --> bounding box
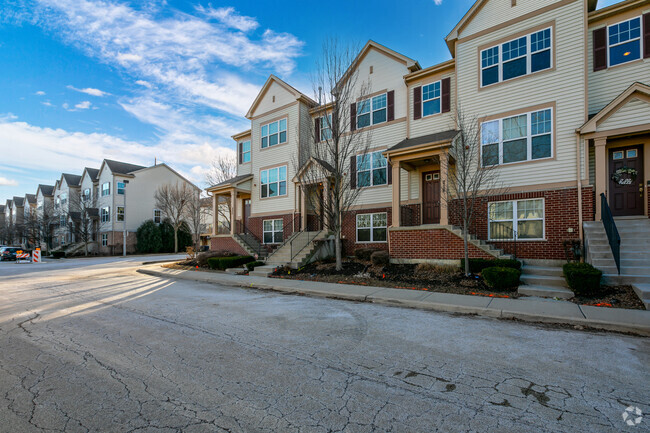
[210,236,248,255]
[448,186,595,260]
[247,213,298,245]
[389,228,494,260]
[341,207,392,256]
[99,231,137,255]
[400,203,421,227]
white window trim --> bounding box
[101,182,110,196]
[357,93,387,129]
[319,114,332,141]
[480,27,553,87]
[421,80,442,118]
[101,233,108,247]
[606,16,643,68]
[260,166,288,199]
[356,212,388,243]
[481,107,554,167]
[262,219,283,244]
[356,151,388,188]
[153,209,162,224]
[116,206,125,222]
[261,118,287,149]
[101,206,110,223]
[240,140,251,164]
[488,198,545,241]
[117,181,125,195]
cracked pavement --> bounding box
[0,257,648,432]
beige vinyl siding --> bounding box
[587,10,650,115]
[400,168,409,201]
[299,103,314,166]
[252,81,297,116]
[408,71,457,138]
[597,98,650,131]
[80,174,95,203]
[250,103,301,216]
[459,0,558,38]
[455,0,585,188]
[409,171,419,200]
[236,133,252,176]
[96,168,115,233]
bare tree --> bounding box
[184,191,205,256]
[69,194,100,256]
[205,154,237,232]
[442,106,506,276]
[294,39,373,271]
[155,182,195,253]
[37,202,56,253]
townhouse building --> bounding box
[52,173,82,248]
[209,0,649,282]
[35,184,55,251]
[22,194,37,247]
[0,205,5,244]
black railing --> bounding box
[489,222,517,260]
[290,224,324,263]
[600,193,620,274]
[235,220,267,259]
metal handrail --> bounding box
[489,222,517,260]
[235,220,266,258]
[600,193,620,274]
[263,213,302,261]
[290,227,324,262]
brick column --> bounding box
[392,161,401,227]
[594,137,607,220]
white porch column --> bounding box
[301,185,307,231]
[440,152,449,226]
[212,194,218,236]
[594,138,607,220]
[392,161,401,227]
[230,190,237,235]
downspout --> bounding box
[575,131,584,245]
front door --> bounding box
[422,171,441,224]
[243,199,251,232]
[609,146,644,216]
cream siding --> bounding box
[455,0,586,188]
[236,133,253,176]
[459,0,559,38]
[597,98,650,132]
[399,168,409,202]
[409,171,420,200]
[299,103,314,166]
[251,82,297,117]
[408,71,457,138]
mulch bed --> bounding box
[570,285,645,310]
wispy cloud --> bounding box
[433,0,442,4]
[196,6,259,32]
[0,176,18,186]
[35,90,46,96]
[74,100,91,109]
[67,85,108,97]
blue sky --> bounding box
[0,0,622,201]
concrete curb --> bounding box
[137,267,650,337]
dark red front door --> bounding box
[422,171,441,224]
[609,146,644,216]
[243,199,251,231]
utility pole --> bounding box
[122,180,129,257]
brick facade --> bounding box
[341,207,392,256]
[448,186,595,260]
[99,231,137,255]
[247,213,299,245]
[389,227,494,260]
[210,236,248,255]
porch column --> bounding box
[230,190,237,235]
[440,152,449,225]
[392,161,401,227]
[212,194,218,236]
[300,185,307,231]
[594,137,607,220]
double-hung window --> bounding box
[116,206,125,222]
[261,119,287,148]
[357,93,387,129]
[60,193,67,206]
[117,182,125,195]
[356,213,387,243]
[422,81,441,117]
[83,188,91,202]
[60,215,66,227]
[489,199,544,240]
[319,114,332,141]
[153,209,162,224]
[240,141,251,163]
[101,233,108,247]
[608,17,642,66]
[357,151,387,187]
[263,219,283,244]
[101,206,110,223]
[481,108,552,166]
[260,166,287,198]
[101,182,110,196]
[481,27,552,86]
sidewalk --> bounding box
[137,266,650,337]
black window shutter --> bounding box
[350,156,357,189]
[315,117,321,142]
[441,78,451,113]
[413,86,422,120]
[593,27,607,71]
[238,142,243,164]
[350,103,357,132]
[387,90,395,122]
[387,160,393,185]
[643,12,650,59]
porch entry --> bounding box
[422,171,441,224]
[243,199,251,232]
[609,145,644,216]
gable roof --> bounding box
[293,157,335,182]
[83,167,100,182]
[61,173,82,187]
[387,129,459,154]
[207,174,253,191]
[445,0,598,56]
[578,82,650,134]
[103,159,146,175]
[25,194,36,205]
[37,184,55,197]
[13,196,25,207]
[246,75,317,119]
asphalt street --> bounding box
[0,257,648,432]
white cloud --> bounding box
[35,91,46,96]
[67,85,108,97]
[433,0,442,4]
[74,100,91,109]
[117,53,143,64]
[135,80,152,88]
[62,102,69,110]
[41,101,53,107]
[196,6,259,32]
[0,176,18,186]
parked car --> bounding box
[0,247,21,261]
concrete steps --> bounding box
[448,227,512,260]
[266,231,330,268]
[518,265,574,299]
[518,285,574,299]
[631,284,650,310]
[249,264,283,277]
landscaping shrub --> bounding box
[51,251,66,259]
[563,263,602,296]
[207,255,255,271]
[245,261,265,271]
[355,248,377,261]
[136,220,162,253]
[370,250,390,266]
[481,267,521,291]
[196,250,237,267]
[160,220,192,253]
[461,258,521,273]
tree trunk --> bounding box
[174,227,179,253]
[463,223,470,277]
[335,231,342,271]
